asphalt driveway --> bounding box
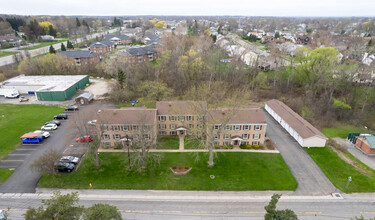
[264,110,338,195]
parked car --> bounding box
[88,120,97,126]
[34,130,50,139]
[60,156,79,164]
[76,136,93,142]
[19,96,29,102]
[54,113,68,120]
[55,162,75,173]
[65,105,79,111]
[45,120,61,126]
[41,124,57,131]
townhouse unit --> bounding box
[97,101,267,148]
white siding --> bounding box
[302,136,326,147]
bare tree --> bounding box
[30,148,62,175]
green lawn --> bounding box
[306,146,375,193]
[0,104,64,159]
[322,126,373,139]
[0,51,16,58]
[38,152,297,191]
[157,137,179,149]
[185,138,205,149]
[0,169,14,184]
[118,101,156,109]
[22,39,67,51]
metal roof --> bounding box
[365,136,375,149]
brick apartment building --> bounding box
[117,46,159,63]
[89,41,114,54]
[97,101,267,148]
[58,50,100,65]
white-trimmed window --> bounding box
[170,124,176,129]
[225,125,231,130]
[187,116,193,121]
[132,125,138,130]
[114,134,120,139]
[133,134,139,140]
[214,124,220,130]
[103,142,111,146]
[188,124,193,129]
[159,131,166,135]
[244,125,250,130]
[178,116,185,121]
[255,125,261,130]
[143,125,151,130]
[159,116,166,121]
[102,125,108,131]
[214,134,219,139]
[243,134,249,139]
[170,131,176,135]
[169,116,175,121]
[253,134,260,139]
[159,124,166,130]
[225,134,230,139]
[122,125,129,130]
[214,141,219,146]
[243,141,249,145]
[252,141,259,145]
[224,141,230,145]
[143,134,150,140]
[113,126,119,131]
[234,125,240,130]
[103,134,110,140]
[198,124,203,129]
[198,116,204,121]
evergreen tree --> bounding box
[264,194,298,220]
[49,45,56,54]
[117,69,125,89]
[61,43,66,51]
[67,40,74,49]
[275,32,280,39]
[76,18,81,27]
[48,25,57,37]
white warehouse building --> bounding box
[265,99,328,147]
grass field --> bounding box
[306,146,375,193]
[157,137,179,149]
[0,51,16,58]
[39,152,297,191]
[0,104,64,159]
[22,39,67,51]
[0,169,14,184]
[322,126,372,139]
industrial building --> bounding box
[0,75,89,101]
[265,99,328,147]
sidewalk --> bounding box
[334,138,375,170]
[98,148,279,153]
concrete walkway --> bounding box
[334,138,375,170]
[98,148,280,153]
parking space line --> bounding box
[22,144,41,146]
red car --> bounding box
[76,136,93,142]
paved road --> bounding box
[0,28,120,67]
[264,110,337,195]
[335,138,375,170]
[1,190,375,219]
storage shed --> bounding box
[75,92,94,105]
[265,99,327,147]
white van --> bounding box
[0,88,20,98]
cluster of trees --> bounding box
[24,191,122,220]
[112,17,122,27]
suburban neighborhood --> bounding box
[1,2,375,219]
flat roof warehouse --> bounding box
[0,75,88,92]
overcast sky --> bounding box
[1,0,375,17]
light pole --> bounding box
[345,176,352,192]
[121,135,132,170]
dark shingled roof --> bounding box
[156,101,207,115]
[90,42,109,48]
[266,99,327,139]
[98,108,157,125]
[58,50,99,58]
[128,46,158,56]
[208,108,266,124]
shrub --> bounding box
[240,144,246,149]
[214,145,220,149]
[245,144,252,149]
[252,144,260,150]
[222,145,228,149]
[259,143,265,150]
[227,145,234,149]
[113,145,123,150]
[103,145,109,149]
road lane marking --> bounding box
[0,160,24,162]
[119,210,182,213]
[302,212,322,214]
[241,212,266,214]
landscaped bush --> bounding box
[252,144,260,150]
[214,145,220,149]
[222,145,228,149]
[245,144,252,149]
[113,145,123,150]
[103,145,109,149]
[227,145,234,149]
[259,144,265,150]
[240,144,246,149]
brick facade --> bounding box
[356,138,375,155]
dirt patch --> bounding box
[85,78,111,100]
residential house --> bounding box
[97,101,268,148]
[117,46,159,63]
[296,35,310,45]
[58,50,100,65]
[103,35,131,46]
[208,108,267,146]
[98,108,158,148]
[0,35,22,47]
[89,41,114,54]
